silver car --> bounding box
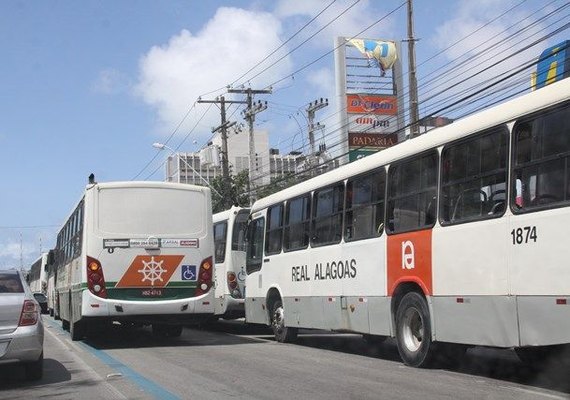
[0,270,44,380]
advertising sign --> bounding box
[349,149,377,162]
[346,94,398,115]
[348,132,398,149]
[535,40,570,89]
[348,114,398,134]
[348,39,398,73]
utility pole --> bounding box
[406,0,420,138]
[306,98,329,176]
[306,98,329,155]
[227,87,272,204]
[198,96,246,200]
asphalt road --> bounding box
[1,316,569,400]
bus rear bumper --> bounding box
[80,290,215,321]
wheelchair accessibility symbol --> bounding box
[181,265,197,281]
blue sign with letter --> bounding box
[536,40,570,89]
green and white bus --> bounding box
[54,180,215,340]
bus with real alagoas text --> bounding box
[212,206,250,319]
[244,77,570,367]
[53,180,215,340]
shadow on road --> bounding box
[290,332,570,396]
[82,319,270,351]
[0,358,71,389]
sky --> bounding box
[0,0,567,269]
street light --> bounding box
[152,142,222,198]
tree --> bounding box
[211,170,250,213]
[256,172,299,199]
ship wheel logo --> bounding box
[138,256,166,285]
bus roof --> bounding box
[251,78,570,213]
[213,206,250,224]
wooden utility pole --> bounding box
[227,88,272,204]
[406,0,420,138]
[198,96,246,198]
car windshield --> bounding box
[0,273,24,293]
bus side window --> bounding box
[387,151,438,233]
[312,184,344,246]
[345,168,385,241]
[440,127,507,224]
[284,195,311,251]
[265,204,284,255]
[512,103,570,212]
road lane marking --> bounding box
[44,321,127,399]
[45,318,180,400]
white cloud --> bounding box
[135,7,293,140]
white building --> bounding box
[164,130,311,188]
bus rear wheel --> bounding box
[271,299,297,343]
[395,291,435,368]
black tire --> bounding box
[49,308,54,317]
[62,319,70,331]
[395,291,435,368]
[271,299,298,343]
[24,352,43,381]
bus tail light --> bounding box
[227,271,242,298]
[196,257,213,297]
[87,256,107,298]
[19,300,39,326]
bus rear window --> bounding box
[97,187,207,235]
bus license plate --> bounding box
[141,288,163,297]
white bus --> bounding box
[212,206,249,319]
[245,78,570,367]
[46,249,57,316]
[28,253,49,294]
[54,180,215,340]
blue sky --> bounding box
[0,0,567,269]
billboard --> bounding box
[335,37,405,164]
[348,114,398,134]
[535,40,570,89]
[346,94,398,115]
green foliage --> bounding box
[211,170,250,213]
[256,172,299,199]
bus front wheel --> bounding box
[395,291,435,368]
[271,299,297,343]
